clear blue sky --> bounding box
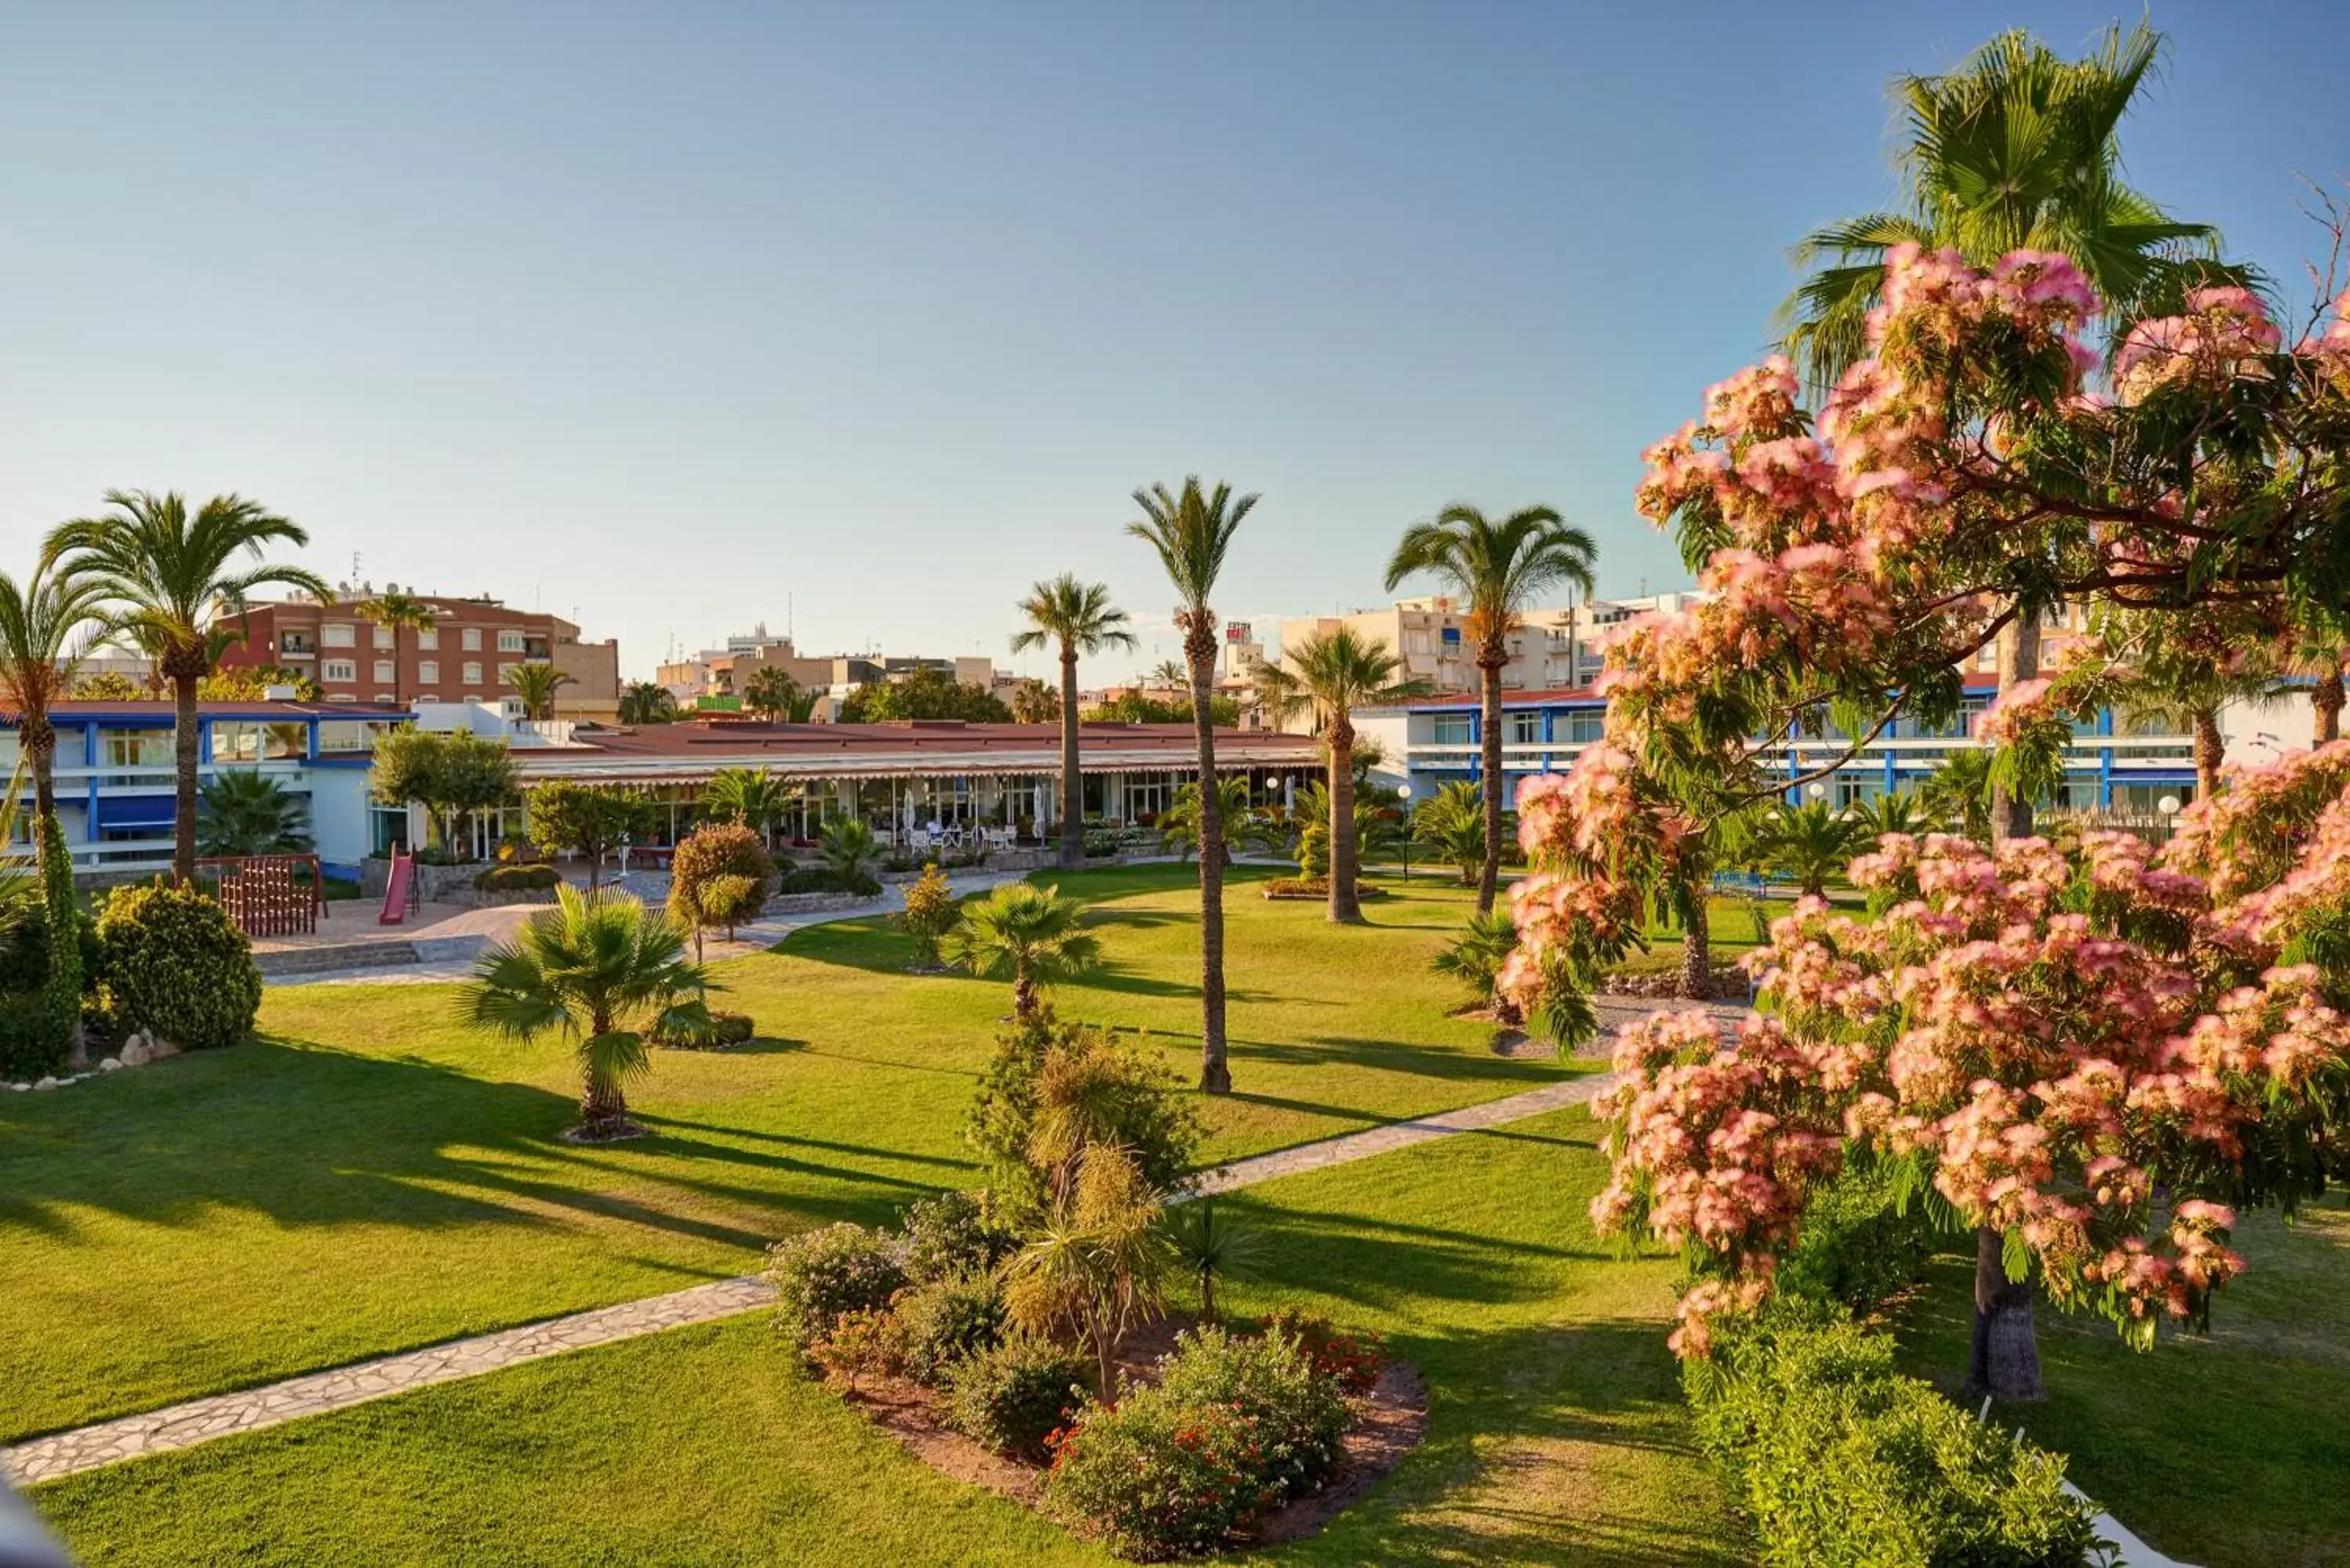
[2,2,2342,682]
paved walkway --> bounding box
[0,1071,1615,1485]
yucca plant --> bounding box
[1163,1198,1258,1324]
[459,886,713,1140]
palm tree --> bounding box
[1384,504,1593,913]
[1010,575,1137,872]
[1752,800,1867,898]
[702,766,797,849]
[44,490,329,883]
[1851,790,1926,840]
[2117,670,2283,805]
[356,591,435,708]
[195,769,314,855]
[940,881,1101,1021]
[0,565,113,828]
[1256,628,1428,923]
[459,885,712,1140]
[1431,908,1524,1024]
[1128,479,1257,1093]
[743,666,801,724]
[1008,677,1061,725]
[1781,23,2234,393]
[1412,779,1495,887]
[1159,775,1275,868]
[1919,749,1998,843]
[1148,658,1188,689]
[505,660,572,721]
[618,681,678,724]
[2294,619,2347,745]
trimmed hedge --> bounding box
[653,1009,754,1049]
[1687,1309,2106,1568]
[776,865,882,898]
[94,883,262,1052]
[473,863,561,892]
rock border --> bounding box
[8,1028,182,1092]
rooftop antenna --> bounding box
[787,593,794,640]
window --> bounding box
[417,628,439,651]
[1431,714,1473,746]
[462,661,483,685]
[1506,711,1542,745]
[1568,713,1604,743]
[322,659,357,683]
[107,728,174,769]
[496,662,520,687]
[317,720,396,752]
[374,659,395,684]
[371,625,394,649]
[417,660,439,685]
[322,623,356,647]
[461,628,482,651]
[497,630,526,653]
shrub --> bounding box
[0,990,72,1081]
[653,1008,754,1049]
[964,1009,1202,1221]
[1151,1326,1352,1498]
[1044,1391,1282,1559]
[811,1306,907,1391]
[0,898,70,1079]
[776,865,881,898]
[1263,877,1385,900]
[473,863,561,892]
[896,864,958,966]
[1082,829,1119,859]
[1777,1160,1934,1318]
[766,1223,909,1349]
[893,1271,1007,1386]
[947,1339,1092,1462]
[1687,1309,2106,1568]
[93,883,261,1052]
[899,1189,1021,1284]
[668,824,773,936]
[1257,1307,1386,1396]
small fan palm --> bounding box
[1159,776,1275,867]
[1412,780,1495,887]
[1919,750,1998,844]
[941,882,1101,1021]
[1431,909,1523,1023]
[504,660,573,721]
[1851,791,1927,840]
[1128,476,1258,1094]
[1384,503,1595,913]
[196,768,314,856]
[45,490,330,882]
[1010,575,1137,872]
[819,818,882,884]
[1753,800,1868,898]
[459,886,713,1140]
[1254,627,1429,923]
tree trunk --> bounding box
[1058,648,1083,870]
[172,670,201,883]
[1327,717,1361,923]
[2315,670,2344,746]
[1965,1226,2044,1402]
[1188,634,1230,1094]
[580,1071,628,1132]
[1198,1265,1217,1325]
[2193,707,2225,803]
[1678,882,1711,998]
[1990,616,2041,844]
[1013,969,1037,1022]
[1477,659,1504,913]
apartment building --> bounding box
[658,625,1004,713]
[219,587,621,721]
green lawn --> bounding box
[1894,1196,2350,1568]
[0,864,1583,1442]
[33,1106,1742,1568]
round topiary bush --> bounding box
[474,863,561,892]
[668,824,774,935]
[95,882,262,1052]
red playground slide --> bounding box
[378,850,414,926]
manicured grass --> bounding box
[34,1106,1741,1568]
[0,864,1580,1441]
[1894,1195,2350,1568]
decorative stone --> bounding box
[118,1039,150,1068]
[7,1082,26,1092]
[32,1077,58,1090]
[147,1035,182,1060]
[98,1058,123,1072]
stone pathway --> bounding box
[0,1071,1616,1486]
[1,1277,770,1486]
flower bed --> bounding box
[765,1201,1423,1559]
[1260,880,1390,902]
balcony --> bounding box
[277,637,316,659]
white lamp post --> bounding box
[1397,780,1415,883]
[2157,793,2182,845]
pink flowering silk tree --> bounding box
[1505,235,2350,1399]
